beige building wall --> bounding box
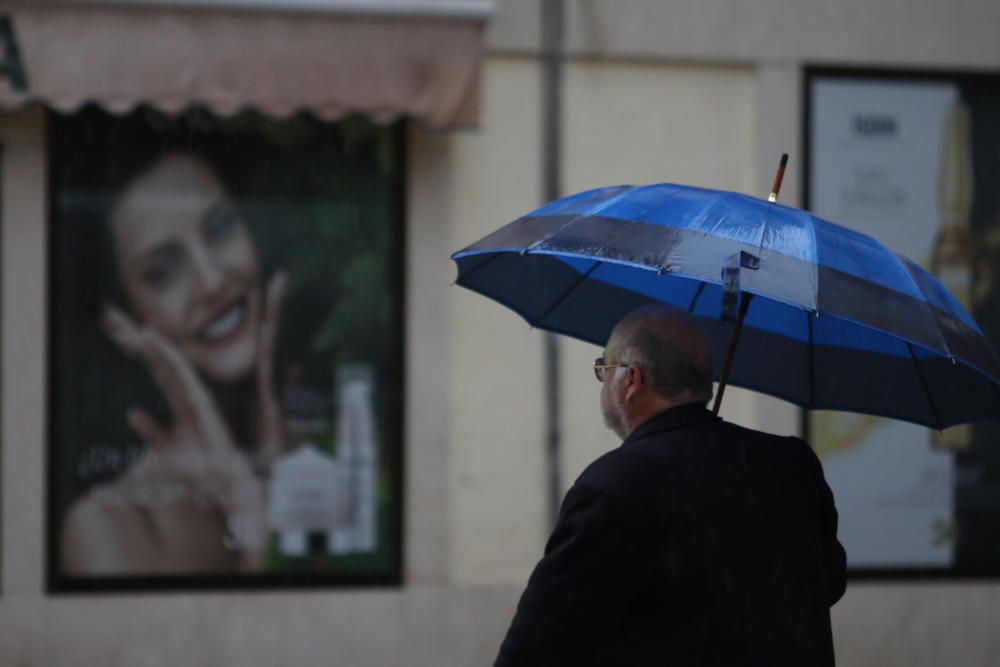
[446,58,548,585]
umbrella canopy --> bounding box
[451,182,1000,429]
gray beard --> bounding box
[601,393,627,441]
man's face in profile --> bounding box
[600,338,627,439]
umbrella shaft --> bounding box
[713,293,753,415]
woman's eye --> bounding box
[203,207,238,245]
[141,251,182,288]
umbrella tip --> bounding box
[768,153,789,203]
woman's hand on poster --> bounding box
[100,272,287,563]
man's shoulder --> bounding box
[715,419,811,446]
[573,441,665,505]
[592,421,819,485]
[578,441,646,480]
[563,448,651,526]
[575,417,726,485]
[571,421,822,505]
[704,420,823,469]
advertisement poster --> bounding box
[48,108,403,590]
[807,70,1000,573]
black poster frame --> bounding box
[45,107,407,593]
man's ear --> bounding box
[624,364,644,401]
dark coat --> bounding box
[495,403,847,667]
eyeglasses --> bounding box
[593,356,630,382]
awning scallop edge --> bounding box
[0,5,485,128]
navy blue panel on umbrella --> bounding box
[454,253,585,327]
[811,345,936,426]
[537,261,703,346]
[921,357,1000,426]
[717,323,812,406]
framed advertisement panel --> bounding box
[47,107,404,591]
[804,67,1000,578]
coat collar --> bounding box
[622,402,720,446]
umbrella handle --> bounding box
[713,293,753,416]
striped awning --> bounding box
[0,1,489,128]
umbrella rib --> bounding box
[907,342,943,430]
[686,282,707,313]
[529,261,602,328]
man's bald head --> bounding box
[607,306,715,405]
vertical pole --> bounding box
[542,0,564,528]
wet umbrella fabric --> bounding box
[451,183,1000,429]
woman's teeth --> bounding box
[201,303,245,342]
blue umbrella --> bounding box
[451,168,1000,429]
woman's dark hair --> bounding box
[55,107,264,312]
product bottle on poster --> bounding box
[329,365,379,554]
[269,441,314,558]
[269,441,349,557]
[931,98,974,451]
[270,369,346,557]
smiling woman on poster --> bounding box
[50,109,403,587]
[60,152,288,574]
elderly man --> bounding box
[495,306,847,667]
